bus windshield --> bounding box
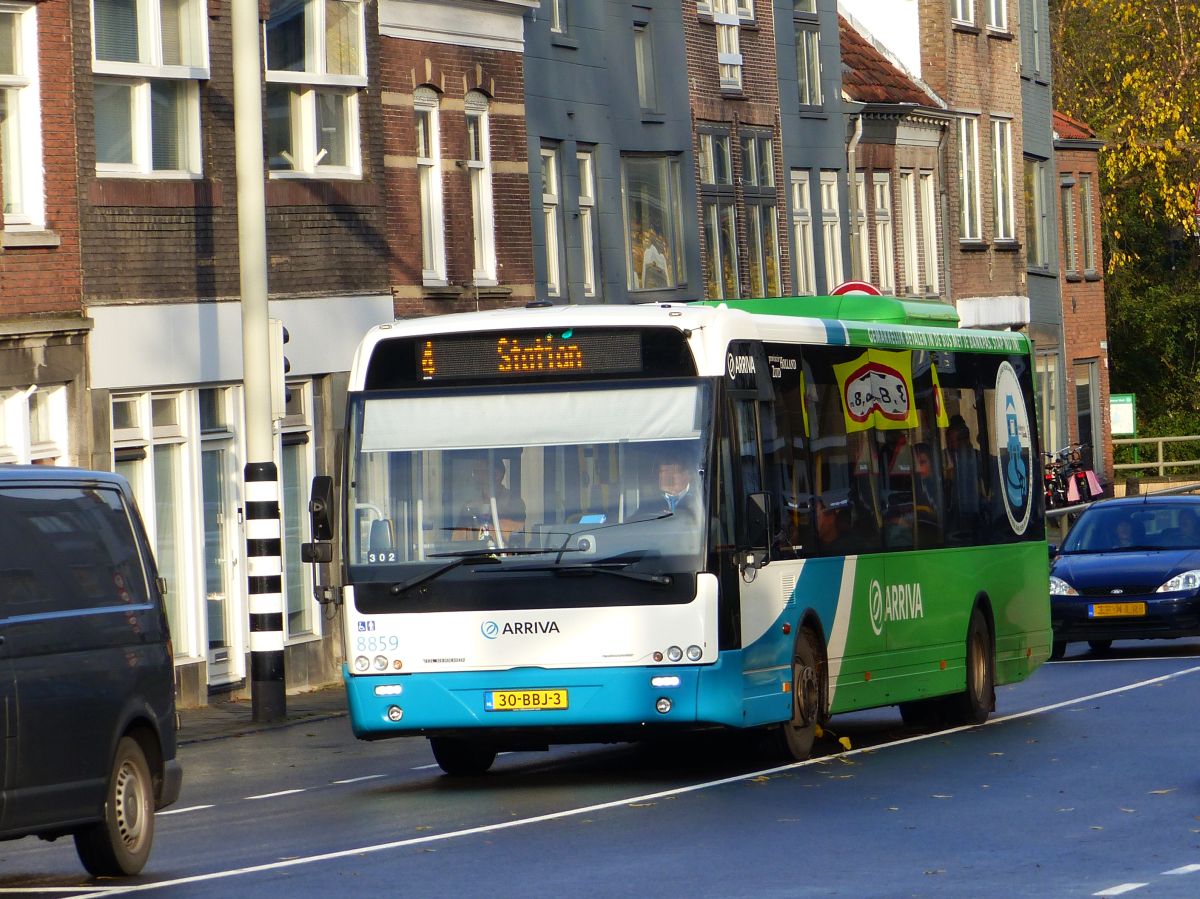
[346,379,713,592]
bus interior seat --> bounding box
[368,519,394,555]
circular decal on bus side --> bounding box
[994,361,1032,535]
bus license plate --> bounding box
[1089,602,1146,618]
[485,689,568,712]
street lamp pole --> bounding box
[232,0,286,721]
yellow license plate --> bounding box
[1089,602,1146,618]
[485,689,568,712]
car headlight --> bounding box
[1049,576,1078,596]
[1157,569,1200,593]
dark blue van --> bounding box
[0,468,181,875]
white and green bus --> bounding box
[304,296,1051,774]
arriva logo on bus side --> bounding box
[726,353,757,378]
[868,579,925,636]
[481,620,561,639]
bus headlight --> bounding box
[374,655,389,671]
[666,646,683,662]
[353,655,371,673]
[686,645,703,661]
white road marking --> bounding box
[244,789,306,801]
[1164,864,1200,875]
[1094,885,1147,896]
[331,775,387,784]
[159,804,214,816]
[69,664,1200,897]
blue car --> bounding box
[1050,495,1200,659]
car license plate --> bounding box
[1088,602,1146,618]
[485,689,568,712]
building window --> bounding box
[699,130,738,299]
[634,22,658,112]
[0,385,67,465]
[1036,352,1059,455]
[742,132,780,297]
[899,170,918,294]
[578,148,598,297]
[986,0,1006,30]
[1025,0,1042,76]
[1080,172,1098,275]
[279,381,315,638]
[0,3,43,227]
[548,0,565,33]
[465,91,497,283]
[1074,360,1101,475]
[623,154,684,291]
[919,171,939,294]
[790,169,816,295]
[952,0,974,25]
[958,116,981,241]
[414,87,445,284]
[852,172,869,282]
[265,0,365,177]
[713,0,742,90]
[1060,180,1078,276]
[795,25,821,107]
[794,0,816,12]
[819,170,843,290]
[92,0,209,175]
[873,172,895,293]
[1024,157,1049,269]
[992,118,1015,240]
[541,146,563,297]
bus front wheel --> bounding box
[943,607,995,727]
[776,627,826,761]
[430,738,497,776]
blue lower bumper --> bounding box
[344,656,756,740]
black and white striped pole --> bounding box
[233,0,285,719]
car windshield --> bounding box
[345,378,712,585]
[1061,503,1200,553]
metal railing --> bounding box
[1113,434,1200,477]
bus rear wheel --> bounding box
[430,738,497,776]
[943,607,994,727]
[776,627,825,761]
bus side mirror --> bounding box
[301,541,333,564]
[741,492,772,569]
[308,475,334,541]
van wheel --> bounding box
[74,737,155,876]
[775,627,826,761]
[430,738,497,776]
[942,607,995,727]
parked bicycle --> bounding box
[1042,443,1103,510]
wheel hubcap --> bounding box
[114,761,147,850]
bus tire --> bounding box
[430,738,497,776]
[776,627,825,761]
[74,736,155,876]
[943,607,994,727]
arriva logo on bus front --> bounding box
[868,579,925,636]
[481,620,562,639]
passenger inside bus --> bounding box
[634,443,699,520]
[455,455,526,545]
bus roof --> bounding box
[692,295,961,327]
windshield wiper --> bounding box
[488,551,673,585]
[388,547,580,595]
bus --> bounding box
[303,296,1051,775]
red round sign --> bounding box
[830,280,883,296]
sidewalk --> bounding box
[177,684,348,745]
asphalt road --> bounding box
[3,639,1199,899]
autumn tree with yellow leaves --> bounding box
[1052,0,1200,433]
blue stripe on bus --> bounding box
[821,319,849,345]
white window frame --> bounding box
[899,170,918,294]
[714,0,742,90]
[873,172,895,293]
[91,0,209,177]
[992,117,1015,240]
[465,91,497,284]
[577,148,597,297]
[958,115,982,241]
[819,170,843,291]
[790,169,816,295]
[919,171,939,294]
[952,0,974,25]
[795,24,821,107]
[0,384,68,465]
[414,87,446,285]
[0,2,44,227]
[279,379,317,641]
[852,171,869,282]
[622,154,685,292]
[1025,156,1049,269]
[264,0,366,178]
[541,146,562,298]
[549,0,565,33]
[1060,180,1078,276]
[633,21,658,112]
[986,0,1006,30]
[1080,172,1098,275]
